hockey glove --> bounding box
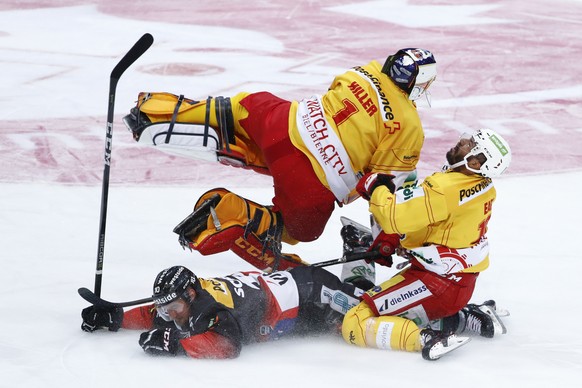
[81,305,123,332]
[139,328,187,357]
[356,173,396,201]
[366,232,400,267]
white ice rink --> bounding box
[1,2,581,387]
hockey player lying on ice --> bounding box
[81,235,507,360]
[82,265,365,358]
[123,48,437,271]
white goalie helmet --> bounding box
[449,129,512,178]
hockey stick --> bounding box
[79,251,379,309]
[93,33,154,297]
[310,250,380,268]
[78,287,153,309]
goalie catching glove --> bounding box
[173,188,309,272]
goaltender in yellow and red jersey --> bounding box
[123,48,437,272]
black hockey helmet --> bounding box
[152,265,198,307]
[382,48,436,100]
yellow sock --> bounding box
[343,302,422,352]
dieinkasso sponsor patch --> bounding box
[374,280,432,314]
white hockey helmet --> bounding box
[448,129,512,178]
[382,48,437,101]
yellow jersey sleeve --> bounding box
[369,171,496,249]
[368,175,448,236]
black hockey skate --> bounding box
[460,300,508,338]
[420,328,471,361]
[340,216,374,255]
[339,216,376,290]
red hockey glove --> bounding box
[366,232,400,267]
[356,173,396,200]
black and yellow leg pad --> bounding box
[173,188,309,272]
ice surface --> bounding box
[1,1,581,387]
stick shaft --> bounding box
[93,33,154,296]
[310,251,378,268]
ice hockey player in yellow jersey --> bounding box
[342,128,512,360]
[124,48,437,272]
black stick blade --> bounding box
[111,33,154,81]
[78,287,153,308]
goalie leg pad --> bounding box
[124,92,206,139]
[177,188,308,271]
[342,302,421,352]
[229,231,306,272]
[124,92,255,166]
[190,189,276,246]
[136,121,221,162]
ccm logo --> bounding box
[234,237,274,266]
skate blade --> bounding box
[480,305,508,335]
[424,335,471,361]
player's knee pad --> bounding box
[173,188,308,272]
[342,302,422,352]
[342,302,375,347]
